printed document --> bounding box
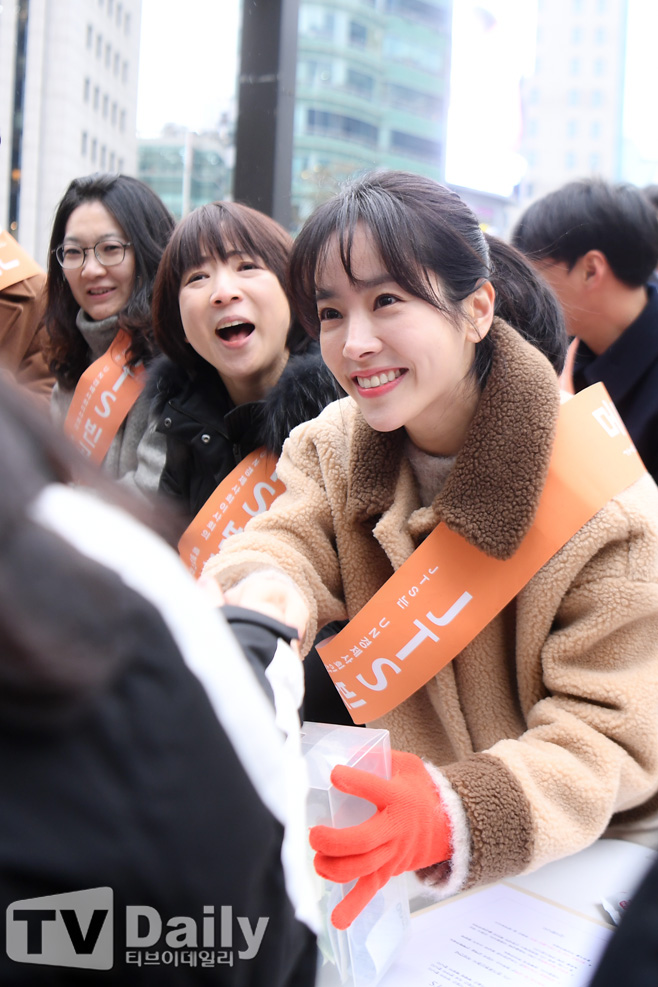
[378,884,613,987]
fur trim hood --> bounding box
[147,342,343,454]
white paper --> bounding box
[377,884,613,987]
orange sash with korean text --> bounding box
[0,230,43,289]
[178,448,286,577]
[64,328,146,463]
[318,383,648,724]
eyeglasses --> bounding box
[54,239,133,270]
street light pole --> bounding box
[232,0,300,230]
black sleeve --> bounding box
[221,605,299,706]
[588,856,658,987]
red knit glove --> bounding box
[309,750,452,930]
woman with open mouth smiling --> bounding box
[43,173,175,484]
[135,200,341,534]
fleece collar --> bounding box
[345,318,561,561]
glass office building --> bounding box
[138,127,232,221]
[292,0,453,227]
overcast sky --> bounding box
[136,0,241,136]
[136,0,658,188]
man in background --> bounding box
[512,178,658,483]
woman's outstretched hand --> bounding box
[218,573,310,647]
[309,750,452,930]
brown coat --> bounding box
[205,319,658,898]
[0,272,54,407]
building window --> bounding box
[565,150,576,169]
[108,0,114,13]
[120,109,126,132]
[91,138,98,163]
[567,119,578,138]
[591,120,602,138]
[385,0,447,29]
[594,58,606,76]
[102,94,109,118]
[303,60,332,85]
[383,35,444,74]
[306,108,378,147]
[386,83,442,119]
[100,144,107,168]
[93,86,100,110]
[111,101,117,125]
[390,130,441,162]
[109,151,116,170]
[81,130,88,155]
[117,2,123,27]
[591,89,604,106]
[96,33,103,58]
[567,89,580,106]
[300,9,335,40]
[86,24,94,48]
[122,60,128,83]
[114,52,120,75]
[117,157,124,172]
[105,43,111,67]
[595,26,606,43]
[571,26,583,43]
[570,57,581,75]
[346,69,374,99]
[589,151,602,171]
[125,11,131,35]
[349,21,367,47]
[83,77,90,101]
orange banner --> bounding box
[0,230,44,290]
[178,447,286,577]
[318,384,647,724]
[64,328,146,463]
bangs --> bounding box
[170,202,290,286]
[290,187,444,338]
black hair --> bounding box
[288,170,566,385]
[153,200,307,375]
[511,178,658,288]
[486,234,567,373]
[44,173,175,389]
[643,184,658,212]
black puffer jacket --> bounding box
[149,342,342,526]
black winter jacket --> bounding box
[149,343,342,526]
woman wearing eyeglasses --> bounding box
[44,173,175,485]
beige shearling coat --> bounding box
[205,319,658,898]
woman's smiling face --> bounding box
[178,248,291,403]
[62,200,135,321]
[316,225,493,456]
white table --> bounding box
[315,838,657,986]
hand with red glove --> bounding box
[309,750,452,930]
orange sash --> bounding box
[63,328,146,463]
[318,383,647,724]
[0,230,43,290]
[178,447,286,577]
